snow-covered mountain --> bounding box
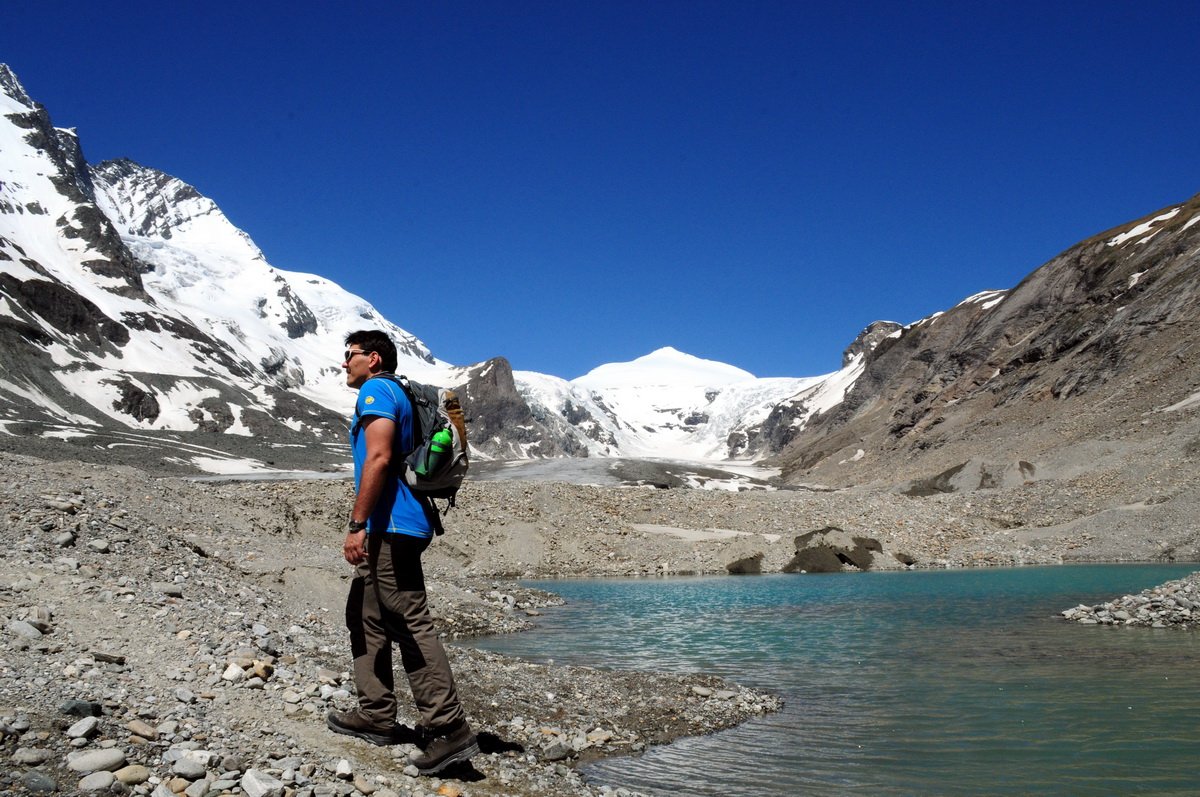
[514,348,828,460]
[0,64,851,472]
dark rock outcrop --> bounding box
[456,358,589,458]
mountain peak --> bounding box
[0,63,35,109]
[574,347,755,388]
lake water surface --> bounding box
[473,565,1200,796]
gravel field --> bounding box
[1,444,1198,796]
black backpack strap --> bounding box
[360,373,421,457]
[417,494,445,536]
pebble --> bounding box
[22,770,57,793]
[67,715,101,739]
[66,747,127,773]
[8,619,43,639]
[14,747,53,764]
[242,768,287,797]
[172,755,209,780]
[60,698,103,717]
[154,581,184,597]
[114,763,151,784]
[127,718,159,739]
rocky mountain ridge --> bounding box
[771,195,1200,500]
[0,64,823,473]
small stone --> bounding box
[67,715,101,739]
[114,764,151,785]
[184,778,210,797]
[691,686,713,697]
[586,728,614,744]
[335,758,353,779]
[221,753,248,772]
[22,770,57,793]
[222,663,246,682]
[60,699,104,717]
[242,768,286,797]
[173,756,209,780]
[67,747,127,773]
[543,741,571,761]
[78,770,116,792]
[87,539,111,553]
[127,719,158,739]
[153,582,184,598]
[166,776,191,792]
[8,619,43,639]
[14,747,54,764]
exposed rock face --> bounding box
[91,158,210,240]
[456,358,588,459]
[784,526,911,573]
[774,194,1200,494]
[0,273,128,351]
[841,320,902,368]
[109,378,161,423]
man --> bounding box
[326,329,478,775]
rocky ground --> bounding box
[1061,571,1200,628]
[1,444,1198,796]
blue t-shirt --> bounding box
[349,377,433,539]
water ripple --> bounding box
[475,565,1200,795]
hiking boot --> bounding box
[325,710,399,746]
[409,721,479,775]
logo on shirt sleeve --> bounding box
[365,396,375,405]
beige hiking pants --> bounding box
[346,532,466,731]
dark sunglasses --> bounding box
[343,349,371,362]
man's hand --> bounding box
[344,529,367,565]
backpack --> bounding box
[367,374,469,532]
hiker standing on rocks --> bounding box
[326,329,478,775]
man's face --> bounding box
[342,346,377,389]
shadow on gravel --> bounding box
[478,731,524,755]
[441,761,486,782]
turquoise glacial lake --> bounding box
[472,565,1200,796]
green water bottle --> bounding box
[418,428,454,476]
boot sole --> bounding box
[416,739,480,775]
[326,715,396,747]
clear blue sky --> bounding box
[5,2,1198,379]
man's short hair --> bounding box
[345,329,398,373]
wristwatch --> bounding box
[347,519,368,532]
